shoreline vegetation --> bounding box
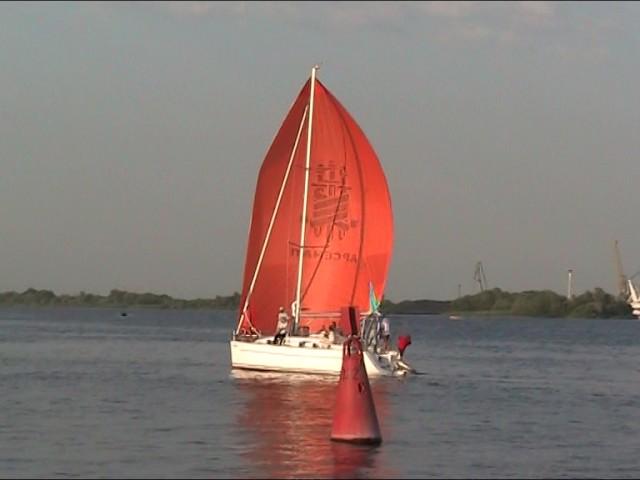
[0,287,633,319]
[0,288,240,310]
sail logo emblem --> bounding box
[310,162,357,239]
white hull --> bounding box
[230,335,405,377]
[627,280,640,319]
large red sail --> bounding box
[237,76,393,336]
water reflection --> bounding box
[231,370,395,479]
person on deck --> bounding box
[397,335,412,359]
[380,315,390,352]
[328,321,345,344]
[317,324,330,338]
[273,306,289,345]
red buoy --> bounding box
[330,335,382,445]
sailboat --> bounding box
[627,279,640,318]
[229,66,413,377]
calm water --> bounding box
[1,307,639,479]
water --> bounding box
[2,307,640,478]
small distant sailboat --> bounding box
[228,66,413,377]
[627,279,640,318]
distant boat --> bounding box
[449,315,462,320]
[627,280,640,318]
[229,66,413,377]
[120,312,128,317]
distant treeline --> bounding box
[448,287,632,319]
[0,288,240,310]
[0,286,632,318]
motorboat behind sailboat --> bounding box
[627,279,640,318]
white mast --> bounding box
[294,65,318,332]
[235,106,309,334]
[567,269,573,300]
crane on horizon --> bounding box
[474,261,488,293]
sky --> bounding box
[1,1,639,301]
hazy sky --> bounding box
[2,1,639,301]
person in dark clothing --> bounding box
[273,306,289,345]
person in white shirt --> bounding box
[328,321,345,344]
[380,316,390,352]
[273,306,289,345]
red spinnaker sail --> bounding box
[237,77,393,336]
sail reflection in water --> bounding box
[231,371,396,479]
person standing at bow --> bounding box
[380,315,391,352]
